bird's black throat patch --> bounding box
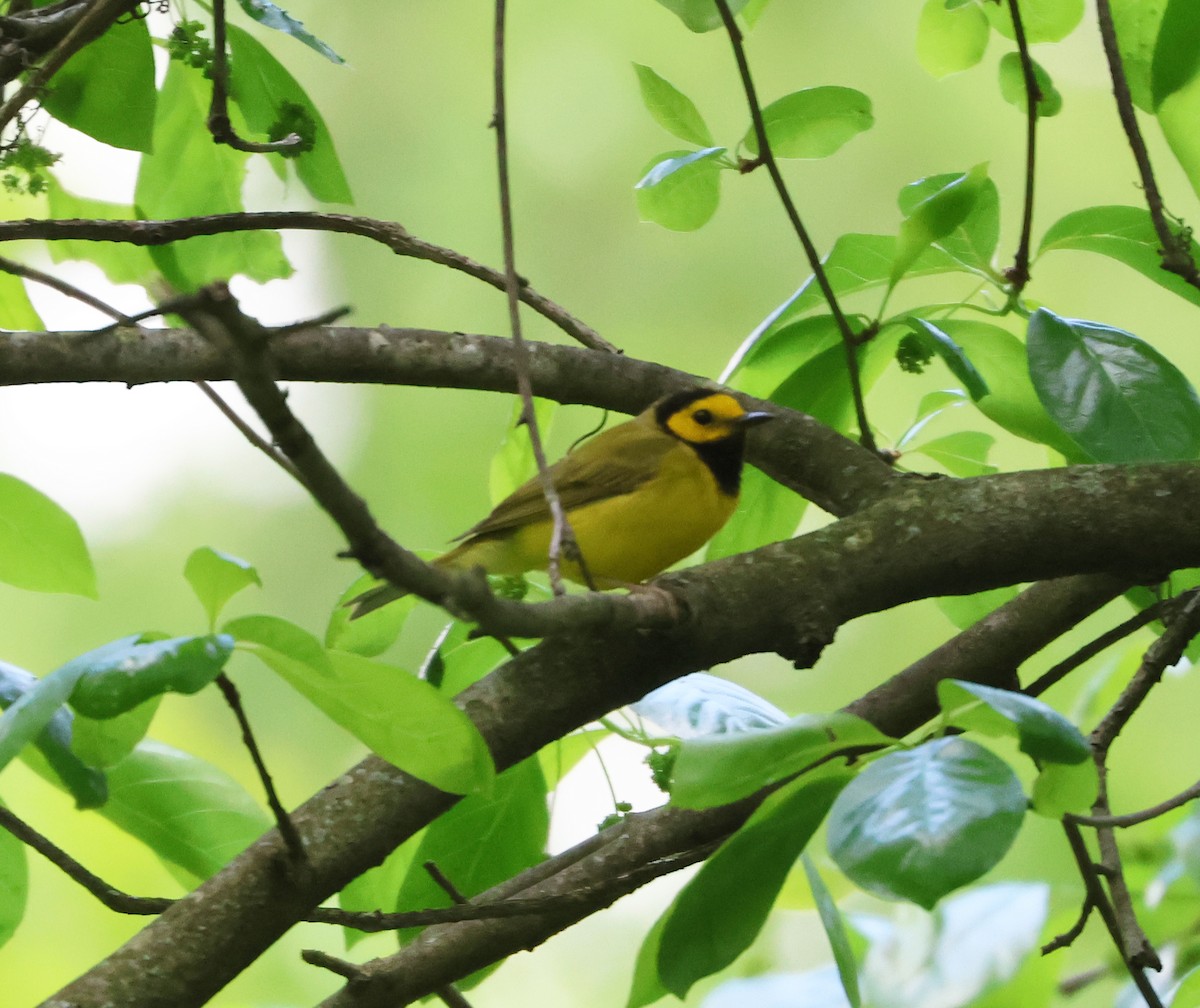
[690,435,747,497]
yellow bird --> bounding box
[351,387,774,616]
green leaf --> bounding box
[916,0,990,78]
[936,586,1021,630]
[395,757,547,937]
[70,699,160,771]
[0,802,27,949]
[184,547,262,628]
[722,235,964,371]
[909,431,998,477]
[235,0,345,63]
[135,61,292,289]
[627,908,671,1008]
[997,52,1063,117]
[653,0,750,32]
[635,147,725,231]
[1038,205,1200,309]
[1169,962,1200,1007]
[743,87,873,159]
[671,712,891,809]
[68,634,234,719]
[937,679,1089,764]
[940,319,1083,456]
[1151,0,1200,107]
[633,64,714,146]
[101,740,271,880]
[657,771,850,998]
[223,614,332,679]
[489,398,557,505]
[0,660,106,808]
[1110,0,1168,112]
[984,0,1084,43]
[1149,2,1200,200]
[892,164,990,287]
[827,737,1026,909]
[326,572,418,658]
[0,473,96,598]
[631,672,786,738]
[41,16,155,152]
[227,24,353,203]
[1026,308,1200,462]
[903,317,990,399]
[803,854,862,1008]
[0,269,41,331]
[45,177,156,286]
[897,173,1000,272]
[271,650,493,794]
[1030,757,1098,817]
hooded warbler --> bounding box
[350,387,773,617]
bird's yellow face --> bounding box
[661,392,766,444]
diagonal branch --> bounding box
[0,212,618,352]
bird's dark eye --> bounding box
[693,408,713,425]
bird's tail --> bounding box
[347,543,482,620]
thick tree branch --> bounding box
[43,456,1200,1007]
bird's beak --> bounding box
[736,410,775,427]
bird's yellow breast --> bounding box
[451,440,736,587]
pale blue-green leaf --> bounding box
[702,969,852,1008]
[0,660,106,808]
[855,883,1049,1007]
[67,634,234,719]
[235,0,344,63]
[631,672,786,739]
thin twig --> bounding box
[214,674,306,866]
[1023,595,1173,698]
[0,254,133,323]
[1094,0,1200,290]
[1069,777,1200,829]
[1004,0,1039,293]
[206,0,301,154]
[0,804,171,916]
[425,860,469,905]
[713,0,875,453]
[1058,821,1165,1006]
[491,0,575,596]
[301,949,363,981]
[0,212,618,353]
[193,380,306,485]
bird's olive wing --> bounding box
[454,420,675,541]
